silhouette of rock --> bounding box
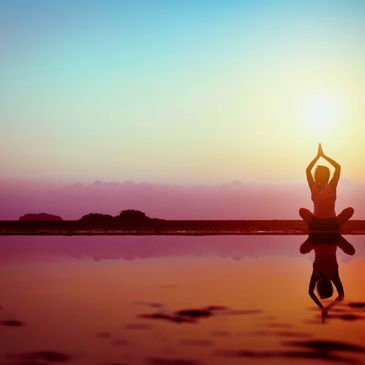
[1,320,24,327]
[118,209,150,220]
[79,213,115,224]
[139,312,196,324]
[19,213,63,221]
[139,306,261,324]
[78,210,152,224]
[79,209,152,226]
[175,309,212,318]
[215,348,357,363]
[285,339,365,353]
[9,351,71,362]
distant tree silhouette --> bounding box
[19,213,63,221]
[79,213,114,223]
[118,209,150,220]
[78,210,151,224]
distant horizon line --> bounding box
[0,176,360,187]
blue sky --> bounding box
[1,0,365,183]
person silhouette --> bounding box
[300,232,355,322]
[299,143,354,231]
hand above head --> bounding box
[306,144,325,188]
[307,143,340,189]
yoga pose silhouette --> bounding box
[300,232,355,322]
[299,144,354,231]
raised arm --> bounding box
[306,144,321,189]
[308,273,323,309]
[322,151,341,188]
[332,272,344,299]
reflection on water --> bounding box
[300,233,355,323]
[0,235,364,365]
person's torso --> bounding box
[311,183,336,218]
[313,244,338,279]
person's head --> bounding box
[314,165,330,186]
[316,277,333,299]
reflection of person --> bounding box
[299,143,354,231]
[300,233,355,322]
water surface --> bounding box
[0,235,364,365]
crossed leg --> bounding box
[299,208,314,223]
[337,207,354,226]
[299,207,354,227]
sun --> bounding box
[304,95,338,131]
[296,92,342,135]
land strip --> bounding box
[0,220,364,235]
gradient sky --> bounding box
[1,0,365,184]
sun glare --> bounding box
[296,93,343,135]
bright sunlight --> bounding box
[295,92,344,136]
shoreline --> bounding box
[0,220,364,235]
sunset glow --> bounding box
[0,1,364,184]
[303,95,340,132]
[1,3,365,364]
[294,91,344,138]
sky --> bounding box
[0,0,365,186]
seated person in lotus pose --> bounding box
[299,143,354,231]
[300,233,355,322]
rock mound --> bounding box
[19,213,63,221]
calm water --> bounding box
[0,235,364,365]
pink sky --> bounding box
[0,178,362,220]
